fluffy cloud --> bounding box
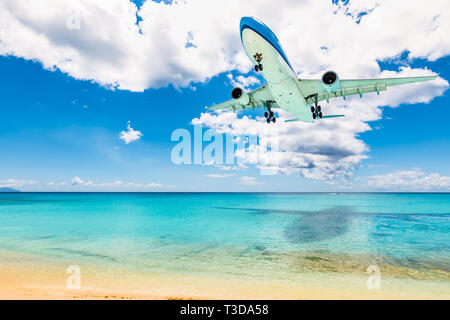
[1,0,449,91]
[119,121,143,144]
[71,176,93,186]
[227,74,260,90]
[194,110,365,180]
[366,168,450,190]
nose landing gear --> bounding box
[254,53,263,72]
[255,64,263,72]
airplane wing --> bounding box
[297,76,437,104]
[206,85,277,111]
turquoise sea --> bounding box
[0,192,449,297]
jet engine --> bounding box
[321,71,340,93]
[231,87,250,105]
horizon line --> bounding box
[1,191,450,194]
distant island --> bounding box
[0,187,20,193]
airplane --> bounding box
[207,17,437,123]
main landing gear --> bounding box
[254,53,263,72]
[311,94,323,119]
[264,101,276,124]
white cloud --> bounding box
[62,177,163,189]
[366,168,450,190]
[71,176,83,185]
[239,176,263,185]
[205,173,235,178]
[227,73,260,90]
[145,182,162,188]
[124,182,162,188]
[119,121,143,144]
[70,176,93,186]
[0,179,37,188]
[1,177,164,190]
[97,181,162,188]
[97,180,123,187]
[48,182,67,186]
[0,0,449,91]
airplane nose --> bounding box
[241,16,254,24]
[240,16,255,32]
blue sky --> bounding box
[0,0,449,191]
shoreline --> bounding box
[1,249,449,300]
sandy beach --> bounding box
[1,249,449,300]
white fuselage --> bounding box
[241,28,312,122]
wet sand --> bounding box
[1,249,449,300]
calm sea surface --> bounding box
[0,193,449,280]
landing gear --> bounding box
[310,94,323,119]
[265,113,276,123]
[253,53,263,72]
[264,101,276,124]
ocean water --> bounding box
[0,193,449,283]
